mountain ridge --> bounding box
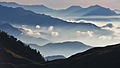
[29,41,92,57]
[1,31,120,68]
[0,31,45,68]
[0,2,118,17]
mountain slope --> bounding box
[0,23,49,45]
[83,5,117,16]
[42,43,120,68]
[0,2,54,14]
[54,6,82,16]
[17,34,50,45]
[0,5,111,32]
[62,5,117,16]
[0,31,45,68]
[0,5,71,27]
[64,44,120,68]
[1,31,120,68]
[0,5,113,46]
[30,41,92,57]
[0,23,21,36]
[0,2,19,8]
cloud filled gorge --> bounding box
[13,20,120,47]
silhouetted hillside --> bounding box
[63,43,120,68]
[1,31,120,68]
[44,43,120,68]
[0,31,45,68]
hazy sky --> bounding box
[0,0,120,9]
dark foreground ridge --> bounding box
[0,31,45,68]
[0,31,120,68]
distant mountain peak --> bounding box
[0,2,18,5]
[69,5,82,8]
[94,5,102,7]
[27,4,47,7]
[88,5,103,8]
[83,4,118,16]
[67,6,82,10]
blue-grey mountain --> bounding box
[29,41,92,57]
[0,2,118,17]
[0,5,113,35]
[45,55,66,61]
[0,23,21,36]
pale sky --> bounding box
[0,0,120,9]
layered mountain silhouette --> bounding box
[43,43,120,68]
[0,5,72,26]
[18,34,50,45]
[0,2,118,17]
[0,2,53,14]
[61,43,120,68]
[56,5,117,16]
[0,4,113,35]
[0,23,21,36]
[0,1,120,68]
[0,4,114,46]
[1,31,120,68]
[0,22,49,45]
[29,41,92,57]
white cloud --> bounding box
[68,20,95,24]
[48,26,54,31]
[51,32,59,37]
[36,25,41,29]
[22,27,33,35]
[88,31,93,37]
[76,31,93,37]
[22,25,28,28]
[21,26,41,37]
[99,35,112,40]
[67,20,107,26]
[102,25,120,37]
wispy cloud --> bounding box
[76,31,93,37]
